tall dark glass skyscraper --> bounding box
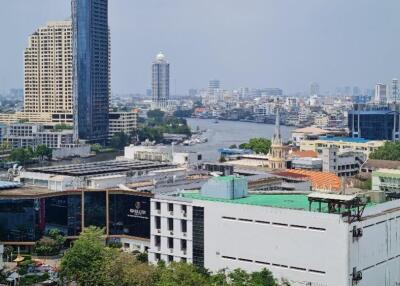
[72,0,110,144]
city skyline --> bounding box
[0,0,400,94]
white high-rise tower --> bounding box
[152,52,170,110]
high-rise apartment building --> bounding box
[310,82,320,96]
[374,83,387,104]
[392,78,399,103]
[24,21,73,123]
[72,0,110,144]
[152,52,170,110]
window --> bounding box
[168,255,174,263]
[155,216,161,229]
[168,203,174,212]
[168,237,174,249]
[155,201,161,211]
[181,205,187,213]
[155,253,161,261]
[181,220,187,233]
[181,239,187,251]
[168,218,174,231]
[155,235,161,247]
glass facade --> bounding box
[44,195,82,236]
[72,0,109,143]
[348,109,400,140]
[0,191,152,243]
[192,206,204,268]
[109,194,151,238]
[84,191,106,229]
[0,199,41,242]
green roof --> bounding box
[183,192,327,212]
[182,192,376,213]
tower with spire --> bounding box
[269,107,287,169]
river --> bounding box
[177,118,295,161]
[25,119,294,169]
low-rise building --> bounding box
[321,147,366,177]
[3,123,73,149]
[108,110,138,140]
[372,168,400,195]
[300,136,384,157]
[149,176,400,286]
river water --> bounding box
[25,119,294,169]
[177,118,294,161]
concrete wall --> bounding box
[198,200,349,286]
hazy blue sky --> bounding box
[0,0,399,94]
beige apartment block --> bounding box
[22,20,73,124]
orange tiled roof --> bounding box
[291,150,319,158]
[284,169,341,192]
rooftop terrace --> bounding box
[182,192,376,213]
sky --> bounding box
[0,0,399,95]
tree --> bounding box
[147,109,165,125]
[110,132,130,150]
[35,229,65,256]
[60,227,111,286]
[155,262,210,286]
[240,138,272,154]
[370,141,400,161]
[35,144,52,160]
[106,252,157,286]
[9,148,31,164]
[249,268,279,286]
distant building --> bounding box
[372,169,400,194]
[3,123,73,149]
[0,21,73,125]
[310,82,320,96]
[348,104,400,140]
[72,0,110,144]
[321,147,365,177]
[374,84,387,104]
[300,136,384,157]
[108,110,138,140]
[391,79,399,103]
[152,52,170,110]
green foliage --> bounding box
[20,273,50,286]
[60,226,109,286]
[110,132,130,150]
[54,123,73,131]
[35,229,66,256]
[91,143,103,152]
[138,126,164,142]
[173,109,193,118]
[155,262,210,286]
[370,141,400,161]
[240,138,272,154]
[138,112,192,143]
[136,252,148,263]
[9,148,31,164]
[107,240,122,248]
[35,144,52,160]
[147,109,165,125]
[60,227,284,286]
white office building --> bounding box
[149,176,400,286]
